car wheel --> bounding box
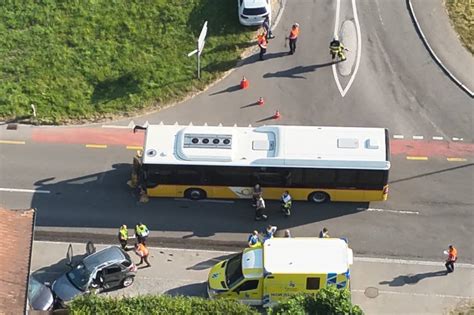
[308,191,330,203]
[184,188,206,200]
[122,276,134,288]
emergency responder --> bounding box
[329,38,348,61]
[319,227,330,238]
[263,225,277,242]
[255,196,268,221]
[135,222,150,244]
[258,32,268,60]
[445,245,458,273]
[134,242,151,267]
[262,16,274,39]
[252,184,262,207]
[288,23,300,55]
[118,224,129,250]
[248,230,261,247]
[280,191,292,217]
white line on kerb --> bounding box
[412,135,424,140]
[351,289,472,300]
[0,188,50,194]
[333,0,341,39]
[357,207,420,215]
[393,135,404,139]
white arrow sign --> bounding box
[198,21,208,55]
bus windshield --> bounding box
[225,253,244,288]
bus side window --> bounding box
[357,170,385,189]
[335,169,358,187]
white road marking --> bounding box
[352,289,472,300]
[412,135,424,140]
[0,187,50,194]
[271,0,286,31]
[393,135,404,139]
[102,120,135,129]
[357,207,420,215]
[432,136,444,140]
[332,0,362,97]
[174,198,234,204]
[452,137,463,141]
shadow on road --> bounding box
[263,61,338,79]
[164,282,207,297]
[379,270,447,286]
[209,84,241,96]
[186,253,235,271]
[389,163,474,184]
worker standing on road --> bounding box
[118,225,129,250]
[255,196,268,221]
[284,229,292,238]
[134,242,151,267]
[280,191,292,217]
[288,23,300,55]
[135,222,150,244]
[252,184,262,207]
[445,245,458,273]
[263,225,277,242]
[258,32,268,60]
[127,150,143,189]
[319,227,330,238]
[262,16,274,39]
[248,230,261,247]
[330,38,348,61]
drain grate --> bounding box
[364,287,379,298]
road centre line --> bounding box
[412,135,424,140]
[85,144,107,149]
[357,207,420,215]
[432,136,443,140]
[126,145,143,150]
[351,289,472,300]
[447,157,467,162]
[0,140,26,144]
[35,241,474,269]
[393,135,404,139]
[452,137,463,141]
[0,187,50,194]
[406,156,428,160]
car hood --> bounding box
[52,274,83,302]
[29,284,54,311]
[208,260,228,291]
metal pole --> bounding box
[197,42,201,79]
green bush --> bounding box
[69,294,258,315]
[269,287,363,315]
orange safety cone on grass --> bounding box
[273,110,281,119]
[240,76,249,89]
[257,97,265,106]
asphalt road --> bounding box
[1,0,473,263]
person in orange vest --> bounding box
[257,32,268,60]
[134,242,151,267]
[288,23,300,55]
[445,245,457,273]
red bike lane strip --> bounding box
[30,128,474,158]
[31,128,144,146]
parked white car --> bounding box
[238,0,271,26]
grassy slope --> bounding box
[445,0,474,54]
[0,0,254,124]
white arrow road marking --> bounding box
[357,207,420,215]
[332,0,362,97]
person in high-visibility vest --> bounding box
[257,32,268,60]
[330,38,348,61]
[445,245,458,273]
[247,230,261,248]
[134,242,151,267]
[118,225,129,250]
[280,191,292,217]
[288,23,300,55]
[135,222,150,244]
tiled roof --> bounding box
[0,208,35,315]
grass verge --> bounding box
[445,0,474,55]
[0,0,255,124]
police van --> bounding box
[207,237,353,307]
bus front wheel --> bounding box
[185,188,206,200]
[309,192,330,203]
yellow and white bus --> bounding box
[138,124,390,203]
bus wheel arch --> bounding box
[308,191,330,203]
[185,188,207,200]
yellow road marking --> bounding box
[406,156,428,160]
[126,146,143,150]
[85,144,107,149]
[447,157,467,162]
[0,140,26,145]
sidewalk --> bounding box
[410,0,474,92]
[31,241,473,314]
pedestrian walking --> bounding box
[255,196,268,221]
[445,245,458,273]
[248,230,261,247]
[134,242,151,267]
[263,225,277,242]
[319,227,330,238]
[284,229,292,238]
[257,32,268,60]
[329,38,348,61]
[135,222,150,244]
[118,224,129,250]
[262,16,274,39]
[252,184,262,207]
[280,191,292,217]
[288,23,300,55]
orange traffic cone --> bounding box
[273,110,281,119]
[240,76,249,89]
[257,97,264,106]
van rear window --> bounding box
[243,7,267,16]
[306,277,320,290]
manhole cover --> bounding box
[364,287,379,298]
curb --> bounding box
[406,0,474,98]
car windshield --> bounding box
[66,263,93,291]
[225,253,244,288]
[28,278,43,301]
[243,7,267,16]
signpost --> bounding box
[188,21,208,79]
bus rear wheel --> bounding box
[185,188,206,200]
[309,191,330,203]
